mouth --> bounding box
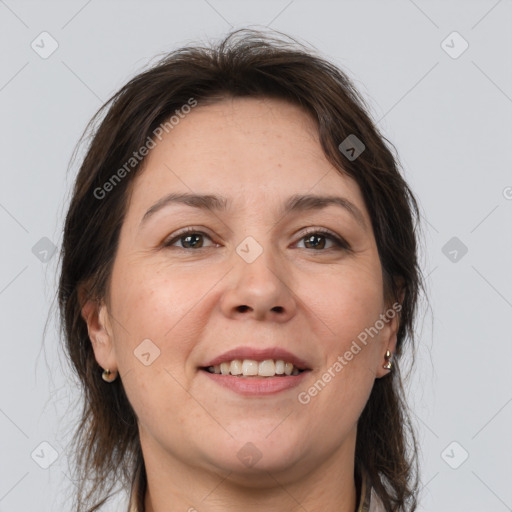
[198,347,312,395]
[200,359,310,378]
[199,359,311,396]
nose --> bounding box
[219,246,297,322]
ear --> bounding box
[374,288,404,379]
[79,286,118,373]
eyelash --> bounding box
[162,227,351,252]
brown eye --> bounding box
[297,229,350,251]
[303,233,328,250]
[163,229,215,249]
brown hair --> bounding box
[58,28,424,511]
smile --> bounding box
[202,358,305,377]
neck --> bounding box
[141,428,358,512]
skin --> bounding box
[81,97,399,512]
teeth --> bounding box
[206,359,304,377]
[229,360,243,375]
[258,359,275,376]
[242,359,259,376]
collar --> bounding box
[356,468,372,512]
[356,469,386,512]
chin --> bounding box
[200,434,307,481]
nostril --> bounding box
[237,305,251,313]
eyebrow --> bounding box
[140,192,367,230]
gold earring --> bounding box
[382,350,393,370]
[102,368,118,383]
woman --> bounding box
[58,28,424,512]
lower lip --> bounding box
[200,369,310,396]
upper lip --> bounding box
[201,346,311,370]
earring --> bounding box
[382,350,393,370]
[102,368,118,383]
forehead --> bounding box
[127,97,368,221]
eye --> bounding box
[295,228,350,251]
[162,227,350,252]
[163,228,217,249]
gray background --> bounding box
[1,1,511,511]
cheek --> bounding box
[109,259,222,382]
[299,256,384,406]
[306,257,384,342]
[111,260,203,338]
[109,263,208,434]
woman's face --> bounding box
[85,97,398,486]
